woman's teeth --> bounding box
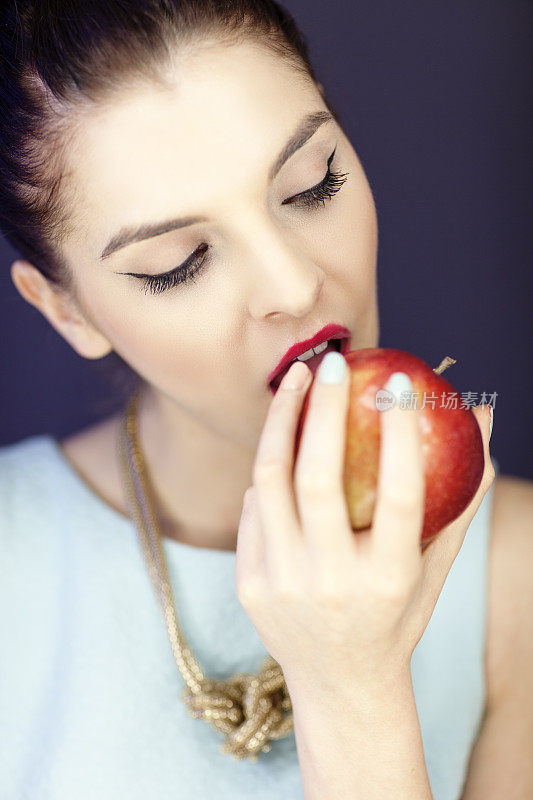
[296,339,333,362]
[269,339,343,393]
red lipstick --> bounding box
[267,323,351,388]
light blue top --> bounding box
[0,434,498,800]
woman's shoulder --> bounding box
[0,434,67,558]
[0,414,124,532]
[485,471,533,710]
[0,433,58,492]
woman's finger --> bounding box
[235,487,265,604]
[293,351,354,563]
[371,371,425,571]
[252,360,313,579]
[421,403,495,586]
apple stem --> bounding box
[433,356,457,375]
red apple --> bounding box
[294,348,485,544]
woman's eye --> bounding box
[125,242,210,296]
[125,149,348,296]
[283,145,349,209]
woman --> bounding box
[1,1,531,798]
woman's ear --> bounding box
[10,258,113,360]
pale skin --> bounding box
[10,39,533,798]
[239,359,494,799]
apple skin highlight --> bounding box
[294,347,485,544]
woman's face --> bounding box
[60,40,379,448]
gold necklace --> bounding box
[117,386,294,762]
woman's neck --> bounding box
[135,384,256,551]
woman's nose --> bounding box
[243,223,325,319]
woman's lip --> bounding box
[267,324,351,386]
[268,333,352,395]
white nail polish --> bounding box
[384,371,413,403]
[318,351,346,384]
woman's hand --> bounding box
[235,356,495,694]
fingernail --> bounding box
[385,371,413,403]
[281,360,310,390]
[318,351,347,384]
[488,405,493,440]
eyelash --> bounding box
[136,147,349,296]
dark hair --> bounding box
[0,0,340,407]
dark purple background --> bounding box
[1,1,531,477]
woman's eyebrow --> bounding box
[268,109,333,182]
[99,109,333,261]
